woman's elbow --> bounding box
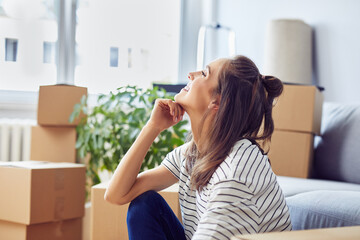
[104,190,129,205]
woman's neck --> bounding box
[189,110,215,151]
[189,114,202,146]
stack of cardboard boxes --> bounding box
[91,182,181,240]
[0,161,86,239]
[31,85,87,163]
[268,84,324,178]
[0,84,88,239]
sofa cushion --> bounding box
[314,102,360,184]
[286,190,360,230]
[277,176,360,197]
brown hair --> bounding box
[185,55,283,191]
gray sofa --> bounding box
[277,102,360,230]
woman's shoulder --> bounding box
[175,141,191,154]
[213,139,270,184]
[226,139,265,165]
[162,142,191,179]
[166,141,191,160]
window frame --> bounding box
[0,0,186,119]
[0,0,76,117]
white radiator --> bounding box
[0,119,35,162]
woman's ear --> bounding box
[208,96,220,110]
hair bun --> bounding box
[262,75,283,99]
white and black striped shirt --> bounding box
[162,139,292,240]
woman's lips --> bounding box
[183,82,191,92]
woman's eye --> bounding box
[201,71,206,77]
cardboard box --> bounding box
[0,218,82,240]
[0,161,86,225]
[268,130,314,178]
[231,226,360,240]
[38,85,87,126]
[272,84,323,135]
[30,126,76,163]
[91,182,181,240]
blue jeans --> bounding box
[127,191,186,240]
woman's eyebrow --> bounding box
[206,65,211,75]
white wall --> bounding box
[215,0,360,103]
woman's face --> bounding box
[175,58,228,115]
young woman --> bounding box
[105,55,292,240]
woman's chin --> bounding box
[174,95,186,109]
[174,92,183,102]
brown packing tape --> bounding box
[54,197,65,220]
[54,220,63,238]
[54,169,65,190]
[54,169,65,220]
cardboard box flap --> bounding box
[92,182,108,189]
[0,161,84,169]
[95,181,179,193]
[54,83,82,87]
[283,82,325,91]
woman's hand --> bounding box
[105,99,182,205]
[147,99,185,132]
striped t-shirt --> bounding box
[162,139,292,240]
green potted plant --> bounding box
[70,86,188,191]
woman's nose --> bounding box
[188,72,196,80]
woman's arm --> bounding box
[104,99,184,205]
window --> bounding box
[0,0,181,94]
[43,41,56,64]
[75,0,181,94]
[5,38,18,62]
[109,47,118,67]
